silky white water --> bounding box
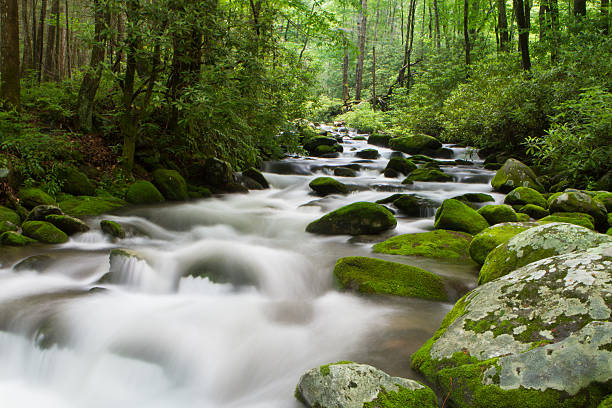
[0,132,499,407]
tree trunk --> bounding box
[514,0,531,70]
[602,0,609,34]
[21,0,33,73]
[355,0,368,101]
[65,0,71,77]
[498,0,510,50]
[342,45,349,102]
[574,0,586,16]
[464,0,470,65]
[44,0,59,81]
[37,0,47,83]
[372,0,381,105]
[1,0,21,109]
[433,0,440,48]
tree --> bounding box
[498,0,509,51]
[464,0,470,65]
[355,0,367,100]
[1,0,21,109]
[514,0,531,70]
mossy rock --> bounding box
[389,134,442,154]
[306,202,397,235]
[356,148,380,159]
[516,212,530,222]
[477,204,518,225]
[411,243,612,408]
[540,212,596,230]
[303,136,341,155]
[18,188,55,208]
[0,206,21,226]
[296,362,438,408]
[242,168,269,189]
[434,199,490,235]
[152,169,189,201]
[100,220,126,239]
[202,157,234,188]
[384,157,417,177]
[368,133,392,147]
[373,230,473,262]
[491,158,544,193]
[599,395,612,408]
[469,222,538,265]
[22,221,69,244]
[334,167,357,177]
[519,204,549,219]
[549,191,608,231]
[314,144,342,156]
[0,231,37,246]
[594,192,612,212]
[352,135,367,140]
[403,168,453,183]
[25,205,63,221]
[392,195,436,217]
[0,220,18,234]
[479,222,612,284]
[58,196,127,217]
[452,193,495,204]
[309,177,349,196]
[409,154,438,163]
[59,167,96,196]
[45,214,90,235]
[187,185,212,199]
[126,180,165,205]
[504,186,547,208]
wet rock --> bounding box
[469,222,538,265]
[430,147,454,159]
[296,362,437,408]
[262,161,312,175]
[519,204,549,219]
[434,199,490,235]
[384,157,417,177]
[13,254,55,272]
[303,137,342,157]
[0,205,21,226]
[25,205,63,221]
[126,180,165,204]
[22,221,69,244]
[306,202,397,235]
[59,167,96,196]
[18,188,55,208]
[45,214,90,235]
[368,133,392,147]
[549,191,608,231]
[0,231,37,246]
[309,177,349,196]
[202,157,234,189]
[477,204,518,225]
[491,158,544,193]
[242,168,269,189]
[389,134,442,154]
[411,242,612,408]
[374,230,473,262]
[100,220,125,239]
[333,167,357,177]
[403,168,453,183]
[355,148,380,159]
[58,196,127,217]
[455,159,474,166]
[479,222,612,284]
[540,212,596,230]
[452,193,495,204]
[153,169,189,201]
[504,186,548,208]
[392,195,436,217]
[594,192,612,212]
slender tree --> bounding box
[1,0,21,109]
[514,0,531,70]
[36,0,47,83]
[355,0,367,100]
[498,0,510,50]
[433,0,441,48]
[372,0,381,105]
[464,0,470,65]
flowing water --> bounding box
[0,129,502,407]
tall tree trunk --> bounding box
[464,0,471,65]
[550,0,559,59]
[602,0,609,34]
[44,0,59,81]
[398,0,417,86]
[372,0,381,105]
[65,0,71,77]
[574,0,586,16]
[21,0,33,73]
[514,0,531,70]
[342,45,349,102]
[36,0,47,83]
[355,0,368,101]
[419,0,426,58]
[1,0,21,109]
[433,0,440,48]
[498,0,510,50]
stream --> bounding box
[0,128,502,407]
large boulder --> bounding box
[22,221,69,244]
[45,214,90,235]
[389,134,442,154]
[296,362,438,408]
[0,205,21,226]
[403,168,453,183]
[242,168,269,189]
[452,193,495,205]
[306,202,397,235]
[540,212,596,230]
[392,195,436,217]
[491,159,544,193]
[58,196,127,217]
[334,256,447,300]
[373,230,473,262]
[368,133,392,147]
[434,199,490,235]
[125,180,165,205]
[594,192,612,212]
[384,157,417,177]
[549,191,608,231]
[504,186,547,208]
[0,231,37,246]
[303,137,342,156]
[25,205,63,221]
[355,148,380,159]
[477,204,518,225]
[202,157,234,188]
[59,167,96,196]
[309,177,349,196]
[469,222,538,265]
[18,188,55,208]
[519,204,549,219]
[479,222,612,285]
[152,169,189,201]
[411,243,612,408]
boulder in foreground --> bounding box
[306,202,397,235]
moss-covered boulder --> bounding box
[434,199,490,235]
[403,168,453,183]
[242,168,269,189]
[392,195,436,217]
[549,191,608,231]
[309,177,349,196]
[202,157,234,188]
[540,212,596,230]
[469,222,538,265]
[304,136,342,156]
[334,167,357,177]
[411,242,612,408]
[152,169,189,201]
[477,204,518,225]
[519,204,549,219]
[504,186,547,208]
[0,206,21,226]
[0,231,37,246]
[389,134,442,154]
[599,395,612,408]
[373,230,473,262]
[334,256,447,300]
[384,157,417,177]
[58,196,127,217]
[368,133,392,147]
[22,221,69,244]
[18,188,55,208]
[59,167,96,196]
[516,212,530,222]
[25,205,63,221]
[0,220,18,234]
[306,202,397,235]
[45,214,90,235]
[594,192,612,212]
[100,220,126,239]
[479,222,612,284]
[126,180,165,205]
[355,148,380,159]
[296,362,438,408]
[491,158,544,193]
[452,193,495,204]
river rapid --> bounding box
[0,129,502,407]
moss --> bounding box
[18,188,55,208]
[434,199,490,235]
[243,168,269,189]
[368,133,392,147]
[356,148,380,159]
[504,187,547,208]
[452,193,495,204]
[477,205,518,225]
[100,220,126,239]
[126,180,165,205]
[491,158,544,193]
[306,202,397,235]
[22,221,69,244]
[319,361,353,376]
[334,256,448,301]
[59,167,96,196]
[519,204,549,219]
[0,205,21,226]
[0,231,37,246]
[548,191,608,230]
[373,229,473,262]
[362,385,438,408]
[469,223,535,265]
[392,195,435,217]
[593,192,612,212]
[58,196,127,217]
[309,177,349,196]
[152,169,189,201]
[389,134,442,154]
[516,212,530,222]
[598,394,612,408]
[403,168,453,183]
[540,212,595,230]
[385,157,417,176]
[45,214,90,235]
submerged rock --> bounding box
[126,180,165,205]
[296,362,438,408]
[469,222,538,265]
[333,167,358,177]
[306,202,397,235]
[491,158,544,193]
[434,199,490,235]
[100,220,126,239]
[309,177,349,196]
[373,230,473,262]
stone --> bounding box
[479,222,612,284]
[452,193,495,204]
[303,137,342,156]
[153,169,189,201]
[0,205,21,226]
[309,177,349,196]
[403,168,453,183]
[392,195,436,217]
[58,196,127,217]
[203,157,234,188]
[519,204,549,219]
[100,220,126,239]
[540,212,596,230]
[434,199,490,235]
[21,221,69,244]
[516,212,531,222]
[491,159,544,193]
[0,231,37,246]
[306,202,397,235]
[374,230,473,262]
[25,205,63,221]
[355,148,380,159]
[411,242,612,408]
[59,167,96,196]
[296,362,438,408]
[477,204,518,225]
[242,168,269,189]
[389,134,442,154]
[594,192,612,212]
[469,222,538,265]
[45,214,90,235]
[333,167,357,177]
[384,157,417,176]
[549,191,608,231]
[126,180,165,205]
[18,188,55,208]
[368,133,392,147]
[504,186,547,208]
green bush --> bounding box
[305,95,344,123]
[336,102,387,133]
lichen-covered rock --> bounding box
[519,204,549,219]
[504,186,547,208]
[392,195,436,217]
[540,212,596,230]
[477,204,518,225]
[549,191,608,231]
[356,148,380,159]
[306,202,397,235]
[594,192,612,212]
[389,134,442,154]
[374,230,473,262]
[334,167,357,177]
[0,231,37,246]
[45,214,90,235]
[403,168,453,183]
[368,133,392,147]
[18,188,56,208]
[100,220,126,239]
[309,177,349,196]
[58,196,127,217]
[242,168,269,189]
[479,222,612,284]
[384,157,417,176]
[334,256,447,300]
[25,205,63,221]
[126,180,165,205]
[153,169,189,201]
[22,221,69,244]
[411,242,612,408]
[296,362,438,408]
[434,199,490,235]
[59,167,96,196]
[469,222,538,265]
[491,159,544,193]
